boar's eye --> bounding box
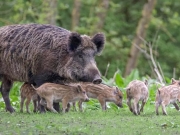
[179,82,180,86]
[119,96,122,99]
[78,54,83,59]
[83,91,86,94]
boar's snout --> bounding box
[92,74,102,84]
[93,78,102,84]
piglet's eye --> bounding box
[119,96,122,99]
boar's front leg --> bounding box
[53,103,60,112]
[0,77,14,113]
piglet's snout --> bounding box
[85,98,89,102]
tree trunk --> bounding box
[124,0,156,77]
[71,0,81,31]
[93,0,109,33]
[40,0,57,25]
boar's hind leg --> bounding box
[53,103,60,112]
[0,77,14,113]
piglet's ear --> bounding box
[91,33,105,55]
[171,78,176,84]
[77,85,82,93]
[68,32,82,52]
[114,87,119,95]
[144,80,148,86]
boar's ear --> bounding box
[171,78,176,84]
[77,85,82,93]
[68,32,82,52]
[91,33,105,55]
[144,80,148,86]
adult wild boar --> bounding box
[0,23,105,113]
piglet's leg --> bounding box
[46,98,58,113]
[20,96,25,113]
[38,96,46,113]
[25,97,31,113]
[62,99,68,113]
[155,101,160,115]
[173,102,180,111]
[72,102,77,111]
[140,100,146,112]
[127,98,133,112]
[98,97,106,110]
[161,101,167,115]
[78,100,83,112]
[133,99,139,115]
[33,100,38,112]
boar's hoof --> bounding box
[118,104,123,108]
[6,106,15,113]
[93,78,102,84]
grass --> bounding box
[1,103,180,135]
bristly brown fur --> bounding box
[0,23,105,113]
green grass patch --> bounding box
[1,105,180,135]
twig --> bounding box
[157,62,166,83]
[173,68,176,79]
[135,37,164,85]
[104,63,110,78]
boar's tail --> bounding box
[31,84,37,90]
